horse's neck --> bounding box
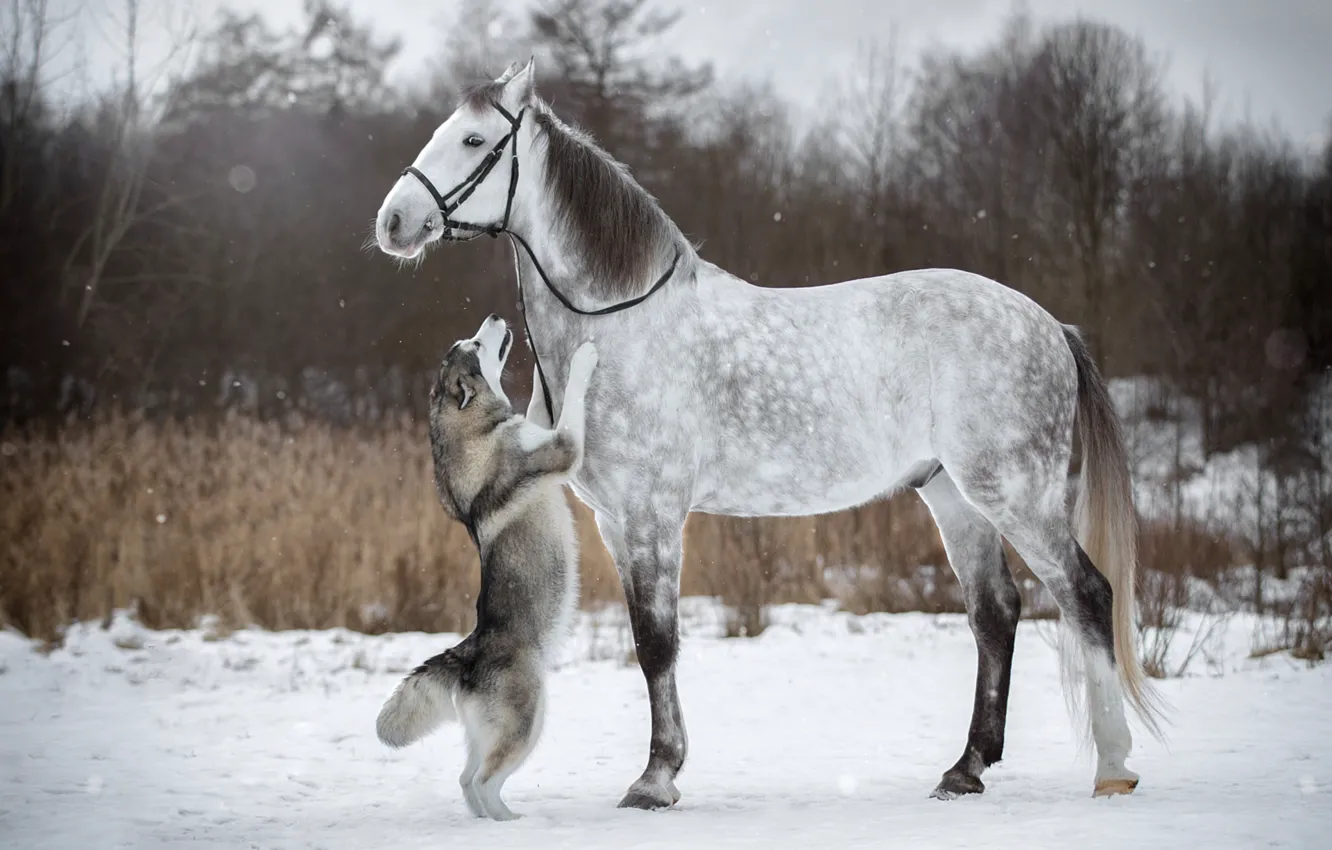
[508,231,588,387]
[509,130,698,312]
[507,182,625,353]
[505,148,711,402]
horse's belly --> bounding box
[693,423,928,517]
[695,472,889,517]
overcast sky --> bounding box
[69,0,1332,149]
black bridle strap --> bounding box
[512,243,557,425]
[510,234,681,423]
[401,100,683,422]
[507,231,680,317]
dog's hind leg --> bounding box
[458,736,485,818]
[461,678,545,821]
[475,745,528,821]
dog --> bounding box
[375,313,597,821]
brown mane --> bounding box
[532,110,695,302]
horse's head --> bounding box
[375,58,537,259]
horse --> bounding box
[372,58,1164,810]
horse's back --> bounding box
[813,266,1080,477]
[687,266,1077,516]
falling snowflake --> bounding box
[228,165,257,194]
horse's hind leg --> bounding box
[957,482,1138,797]
[916,469,1021,799]
[1006,523,1136,793]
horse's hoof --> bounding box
[930,770,985,800]
[668,780,682,804]
[1093,777,1139,797]
[618,784,675,810]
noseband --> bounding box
[400,100,682,422]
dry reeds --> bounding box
[2,414,1250,645]
[0,414,947,641]
[0,412,587,639]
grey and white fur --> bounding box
[375,314,598,821]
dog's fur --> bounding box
[375,314,597,821]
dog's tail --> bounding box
[376,649,463,748]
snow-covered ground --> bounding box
[1,600,1328,850]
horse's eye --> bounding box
[463,134,485,148]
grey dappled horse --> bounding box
[373,59,1164,810]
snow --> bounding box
[1112,374,1332,556]
[2,599,1328,849]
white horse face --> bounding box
[375,60,535,258]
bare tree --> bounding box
[529,0,711,146]
[0,0,76,212]
[904,13,1070,300]
[427,0,529,101]
[60,0,197,329]
[165,1,399,122]
[829,33,910,273]
[1029,19,1166,368]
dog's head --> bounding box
[430,313,514,427]
[428,315,515,521]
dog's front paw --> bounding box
[569,342,598,384]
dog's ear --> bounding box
[456,374,477,409]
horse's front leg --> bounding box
[595,508,688,810]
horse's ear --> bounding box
[500,56,536,107]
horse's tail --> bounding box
[1062,325,1165,739]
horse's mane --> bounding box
[536,110,695,301]
[462,82,695,303]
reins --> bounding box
[401,101,681,423]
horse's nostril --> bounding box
[387,212,402,236]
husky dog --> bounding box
[375,313,598,821]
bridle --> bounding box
[400,100,681,422]
[401,101,524,241]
